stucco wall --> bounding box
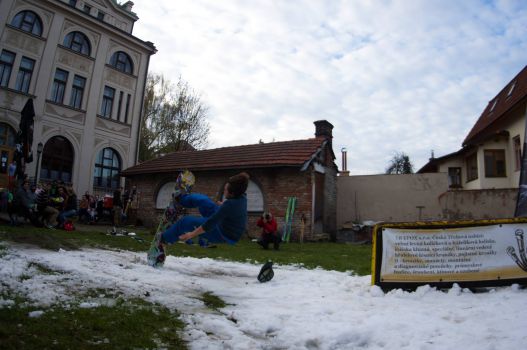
[337,173,517,226]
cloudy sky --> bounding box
[131,0,527,174]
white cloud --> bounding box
[132,0,527,174]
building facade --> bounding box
[0,0,155,195]
[419,65,527,191]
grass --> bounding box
[0,290,186,350]
[0,224,373,275]
[198,291,228,311]
[0,222,372,349]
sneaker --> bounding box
[46,224,56,230]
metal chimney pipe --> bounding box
[341,147,347,172]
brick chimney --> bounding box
[314,120,333,140]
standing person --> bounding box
[160,172,249,247]
[112,186,123,228]
[14,180,39,226]
[257,212,280,250]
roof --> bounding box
[463,65,527,146]
[416,149,465,173]
[121,138,330,176]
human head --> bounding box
[224,172,249,198]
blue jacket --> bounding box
[202,194,247,242]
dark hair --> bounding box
[226,172,249,197]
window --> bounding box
[246,180,264,212]
[50,68,68,104]
[69,75,86,109]
[109,51,133,74]
[100,86,115,118]
[0,50,15,88]
[68,0,77,7]
[448,167,462,188]
[97,11,105,21]
[11,10,43,36]
[0,123,17,147]
[466,153,478,182]
[124,93,131,123]
[63,31,91,56]
[83,5,92,14]
[40,136,74,183]
[15,57,35,93]
[93,148,121,189]
[514,136,522,172]
[484,149,506,177]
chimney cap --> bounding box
[314,120,333,139]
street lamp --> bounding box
[34,142,43,185]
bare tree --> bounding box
[385,152,414,174]
[139,73,210,161]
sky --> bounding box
[1,242,526,349]
[131,0,527,175]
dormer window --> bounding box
[109,51,133,74]
[11,10,43,36]
[507,81,516,97]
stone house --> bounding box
[0,0,155,195]
[121,120,338,241]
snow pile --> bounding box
[0,243,526,349]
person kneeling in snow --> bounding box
[160,172,249,248]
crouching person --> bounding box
[257,212,280,250]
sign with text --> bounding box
[372,219,527,290]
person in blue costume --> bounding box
[160,172,249,248]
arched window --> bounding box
[109,51,133,74]
[93,148,121,190]
[40,136,74,183]
[63,31,91,56]
[11,10,43,36]
[246,180,264,212]
[0,123,17,147]
[219,179,264,212]
[155,181,178,209]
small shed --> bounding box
[121,120,338,241]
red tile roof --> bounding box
[122,137,329,176]
[463,65,527,146]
